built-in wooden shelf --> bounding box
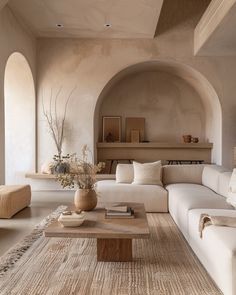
[97,142,213,170]
[97,142,213,149]
[25,173,115,180]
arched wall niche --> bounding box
[94,60,222,165]
[4,52,36,184]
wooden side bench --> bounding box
[0,185,31,218]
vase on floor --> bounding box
[74,189,97,211]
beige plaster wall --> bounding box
[4,52,35,184]
[99,71,206,143]
[0,6,36,184]
[37,0,236,171]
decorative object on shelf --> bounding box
[126,117,145,142]
[191,137,199,143]
[102,116,121,142]
[105,132,114,142]
[42,87,76,172]
[52,154,70,174]
[56,145,105,211]
[41,161,54,174]
[183,134,192,143]
[130,129,140,143]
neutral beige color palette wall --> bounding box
[99,71,206,143]
[37,12,236,171]
[0,6,36,184]
[1,0,236,189]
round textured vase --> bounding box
[53,162,70,174]
[74,189,97,211]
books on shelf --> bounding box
[105,206,135,219]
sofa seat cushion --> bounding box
[166,183,233,239]
[96,180,168,212]
[188,209,236,295]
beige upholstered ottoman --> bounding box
[0,185,31,218]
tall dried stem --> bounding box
[42,87,76,159]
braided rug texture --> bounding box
[0,212,222,295]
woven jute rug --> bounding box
[0,208,222,295]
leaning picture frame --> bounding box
[102,116,121,142]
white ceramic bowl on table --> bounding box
[58,212,85,227]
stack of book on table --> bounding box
[105,205,134,219]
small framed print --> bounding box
[102,116,121,142]
[131,130,140,143]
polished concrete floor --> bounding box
[0,191,74,257]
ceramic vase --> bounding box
[53,162,70,174]
[74,189,97,211]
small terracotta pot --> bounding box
[183,135,192,143]
[191,137,199,143]
[74,189,97,211]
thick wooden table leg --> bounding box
[97,238,132,262]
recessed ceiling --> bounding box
[8,0,164,39]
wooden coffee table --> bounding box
[44,202,150,262]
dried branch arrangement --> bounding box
[42,87,76,160]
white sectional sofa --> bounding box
[97,164,236,295]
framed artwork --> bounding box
[125,117,145,142]
[102,116,121,142]
[130,130,140,143]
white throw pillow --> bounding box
[132,161,163,186]
[227,169,236,208]
[229,169,236,193]
[116,164,134,183]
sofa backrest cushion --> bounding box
[116,164,134,183]
[218,171,232,198]
[202,165,229,193]
[162,164,204,185]
[132,161,163,186]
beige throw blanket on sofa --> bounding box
[199,214,236,238]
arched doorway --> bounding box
[4,52,36,184]
[94,60,222,165]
